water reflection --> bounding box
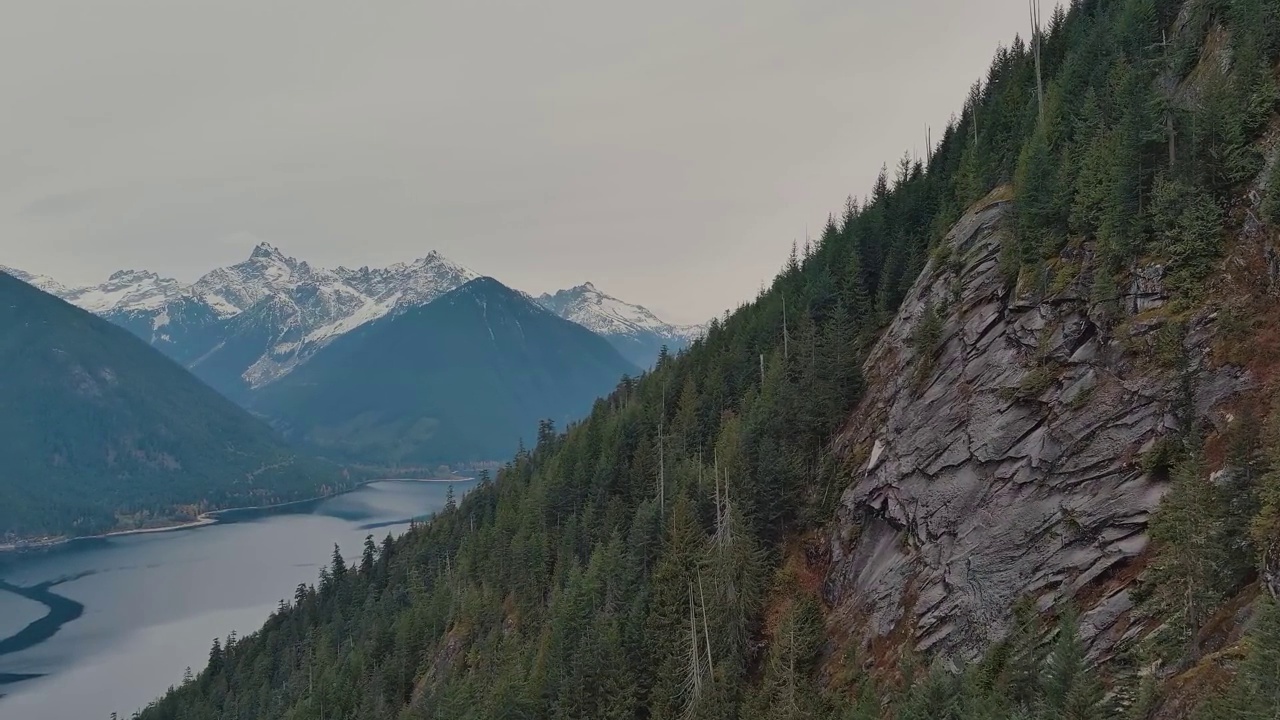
[0,479,471,720]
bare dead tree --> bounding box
[782,293,790,361]
[658,391,666,516]
[698,572,715,674]
[1029,0,1045,125]
[1159,30,1176,167]
[968,81,983,146]
[681,582,705,718]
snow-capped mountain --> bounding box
[0,266,69,296]
[537,282,704,367]
[335,251,478,310]
[6,252,697,394]
[63,269,184,314]
[8,244,477,399]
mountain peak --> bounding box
[458,276,513,296]
[249,242,288,262]
[108,269,157,282]
[533,282,703,367]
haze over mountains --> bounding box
[2,246,677,480]
[2,246,699,398]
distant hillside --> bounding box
[0,271,348,540]
[254,277,639,464]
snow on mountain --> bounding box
[9,249,693,387]
[62,269,184,314]
[185,244,475,391]
[9,243,478,395]
[537,282,705,367]
[335,251,479,311]
[0,266,68,296]
[186,242,317,317]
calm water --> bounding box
[0,479,473,720]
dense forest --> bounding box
[137,0,1280,718]
[0,273,351,540]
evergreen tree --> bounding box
[1144,449,1231,660]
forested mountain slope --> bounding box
[253,277,639,465]
[138,1,1280,718]
[0,272,348,541]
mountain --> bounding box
[0,271,348,541]
[6,244,479,399]
[0,265,68,295]
[62,269,184,314]
[136,3,1280,719]
[5,255,696,393]
[253,277,639,464]
[537,282,704,367]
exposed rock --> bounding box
[1128,264,1167,314]
[825,192,1252,665]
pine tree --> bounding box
[1013,116,1059,273]
[330,543,347,583]
[896,661,961,720]
[1041,609,1105,720]
[1144,449,1231,660]
[1149,174,1223,287]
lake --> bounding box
[0,479,473,720]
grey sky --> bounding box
[0,1,1026,324]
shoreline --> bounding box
[0,476,474,555]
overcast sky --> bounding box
[0,1,1028,324]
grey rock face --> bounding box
[825,195,1250,664]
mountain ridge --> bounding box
[6,248,694,389]
[253,275,639,464]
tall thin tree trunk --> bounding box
[1163,31,1176,168]
[1030,0,1044,125]
[659,391,666,514]
[782,294,790,360]
[699,573,714,673]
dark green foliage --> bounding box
[254,277,639,464]
[0,272,347,539]
[1040,610,1105,720]
[1003,0,1280,296]
[911,300,945,391]
[1013,124,1062,272]
[1142,447,1236,662]
[1150,175,1222,286]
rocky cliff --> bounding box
[824,188,1257,667]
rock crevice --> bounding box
[825,194,1250,663]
